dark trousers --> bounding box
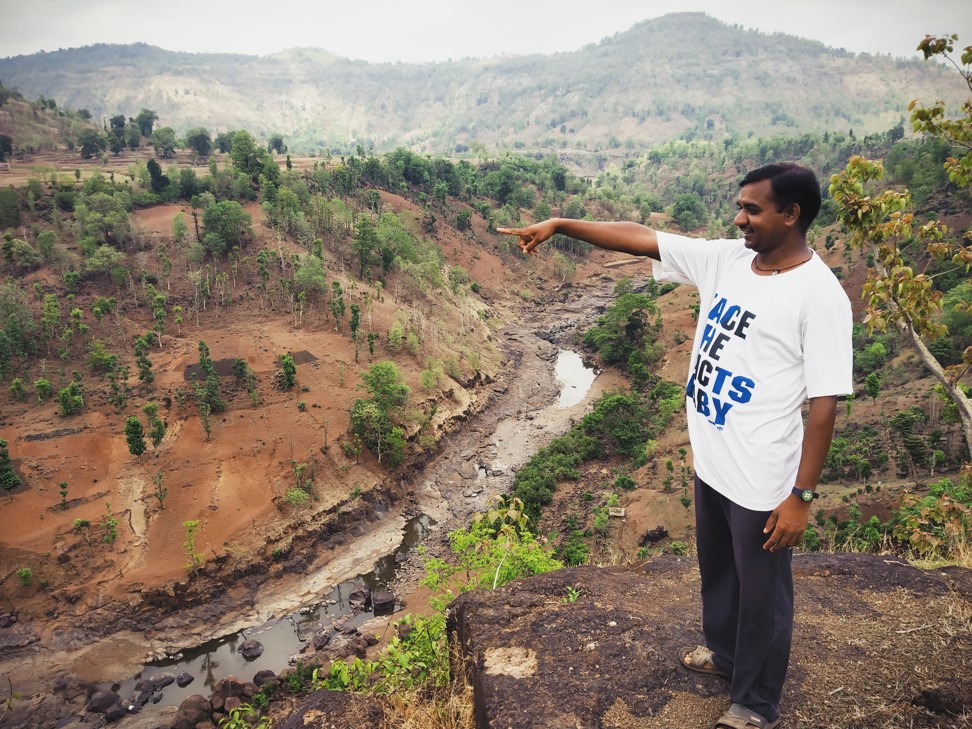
[695,475,793,723]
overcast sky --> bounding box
[1,0,970,62]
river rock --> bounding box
[0,613,16,628]
[52,676,95,702]
[312,627,336,650]
[348,587,370,608]
[209,676,249,711]
[150,672,175,689]
[176,672,194,687]
[174,694,211,729]
[336,633,370,659]
[131,684,153,706]
[224,696,243,713]
[113,707,181,729]
[105,702,128,722]
[372,591,395,614]
[86,688,121,713]
[253,669,276,687]
[239,639,264,659]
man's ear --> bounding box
[783,203,801,227]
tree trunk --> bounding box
[871,251,972,461]
[900,320,972,461]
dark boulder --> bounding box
[150,672,175,689]
[176,671,194,688]
[253,670,276,687]
[282,557,307,574]
[312,627,336,650]
[239,638,264,659]
[104,702,128,722]
[639,525,669,545]
[86,689,121,713]
[173,693,211,729]
[348,587,371,608]
[372,591,395,614]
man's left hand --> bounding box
[762,497,810,552]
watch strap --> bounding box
[791,487,818,502]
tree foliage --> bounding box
[830,34,972,459]
[150,127,178,158]
[202,200,252,256]
[350,361,410,465]
[135,108,159,138]
[77,129,107,159]
[0,438,21,491]
[125,416,146,456]
[185,127,212,157]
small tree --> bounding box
[101,502,118,545]
[865,372,881,402]
[0,438,21,491]
[183,520,203,572]
[125,416,146,456]
[831,158,971,455]
[280,353,297,389]
[57,381,84,416]
[135,108,159,137]
[831,33,972,458]
[152,470,167,509]
[350,304,361,361]
[9,378,26,400]
[185,127,212,158]
[15,567,31,587]
[134,333,154,384]
[329,281,346,330]
[143,402,166,448]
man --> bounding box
[499,163,852,729]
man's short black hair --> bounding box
[740,163,821,234]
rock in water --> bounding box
[372,591,395,614]
[239,639,264,659]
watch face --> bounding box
[801,490,813,502]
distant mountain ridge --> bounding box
[0,13,964,155]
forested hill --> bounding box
[0,12,965,156]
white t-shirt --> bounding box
[653,232,853,511]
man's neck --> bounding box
[755,239,811,268]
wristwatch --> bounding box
[791,487,818,503]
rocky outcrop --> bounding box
[447,554,972,729]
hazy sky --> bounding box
[1,0,970,62]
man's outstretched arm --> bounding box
[498,219,660,260]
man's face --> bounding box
[733,179,793,252]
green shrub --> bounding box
[669,541,689,556]
[15,567,31,587]
[614,474,637,491]
[893,476,971,558]
[285,488,309,508]
[560,530,589,566]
